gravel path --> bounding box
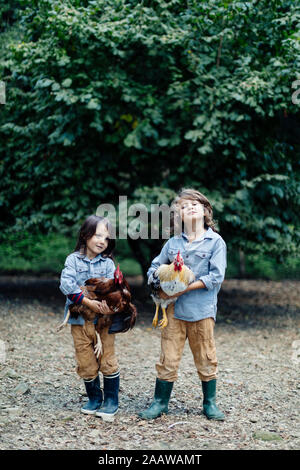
[0,278,299,450]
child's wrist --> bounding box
[82,297,91,307]
[187,280,206,291]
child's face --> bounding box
[178,198,205,223]
[86,222,109,259]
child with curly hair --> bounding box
[139,188,227,421]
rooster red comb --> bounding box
[174,250,183,271]
[114,264,123,283]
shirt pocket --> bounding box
[192,250,212,277]
[93,268,107,277]
[167,248,179,263]
[77,265,90,285]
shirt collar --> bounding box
[74,251,106,263]
[181,226,215,241]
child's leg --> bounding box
[155,303,186,382]
[71,322,103,414]
[187,317,218,381]
[96,327,120,420]
[138,304,186,420]
[98,326,119,376]
[187,318,224,420]
[71,322,100,379]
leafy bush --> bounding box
[0,0,22,32]
[0,231,141,275]
[0,230,298,280]
[0,232,75,274]
[0,0,299,273]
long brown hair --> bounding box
[170,188,218,235]
[74,215,115,259]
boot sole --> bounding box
[204,414,225,421]
[81,408,99,415]
[138,410,168,420]
[207,417,225,421]
[95,410,118,422]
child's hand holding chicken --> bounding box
[160,279,206,299]
[82,298,112,314]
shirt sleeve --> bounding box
[59,254,83,296]
[199,239,227,291]
[147,240,170,283]
[106,257,116,279]
[67,292,84,304]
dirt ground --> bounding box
[0,277,299,451]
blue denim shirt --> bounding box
[147,227,227,322]
[59,251,115,325]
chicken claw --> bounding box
[94,331,102,359]
[56,309,70,332]
[152,304,160,328]
[158,307,168,329]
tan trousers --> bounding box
[156,304,218,382]
[71,321,119,380]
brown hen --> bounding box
[57,265,137,357]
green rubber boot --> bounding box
[138,378,173,420]
[202,379,225,420]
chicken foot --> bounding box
[56,309,70,332]
[152,304,168,329]
[94,331,102,359]
[158,306,168,329]
[152,303,160,328]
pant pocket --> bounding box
[206,338,217,362]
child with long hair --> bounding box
[139,188,227,420]
[60,215,120,420]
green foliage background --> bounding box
[0,0,299,279]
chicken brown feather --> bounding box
[57,265,138,357]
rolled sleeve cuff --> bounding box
[199,276,214,291]
[147,269,155,284]
[67,292,84,304]
[199,276,213,290]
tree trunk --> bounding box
[239,249,246,278]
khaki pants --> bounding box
[71,321,119,380]
[156,304,218,382]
